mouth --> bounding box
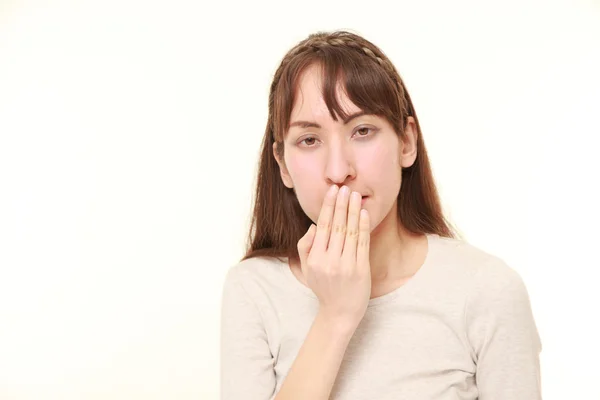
[361,196,369,205]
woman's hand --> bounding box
[297,185,372,332]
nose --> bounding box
[324,139,356,186]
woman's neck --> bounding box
[368,209,428,284]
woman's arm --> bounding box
[220,268,358,400]
[274,311,356,400]
[274,188,371,399]
[220,271,276,400]
[466,259,543,399]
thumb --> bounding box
[297,224,316,266]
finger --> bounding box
[297,224,316,277]
[356,209,370,268]
[313,185,339,253]
[327,186,350,255]
[297,224,316,263]
[341,191,361,262]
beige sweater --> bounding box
[220,234,542,399]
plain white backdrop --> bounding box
[1,0,599,398]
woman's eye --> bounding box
[300,137,317,146]
[298,128,374,147]
[355,127,372,137]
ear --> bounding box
[400,116,418,168]
[273,142,294,189]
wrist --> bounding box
[315,309,360,339]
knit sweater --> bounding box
[220,233,543,399]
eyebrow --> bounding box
[289,111,369,129]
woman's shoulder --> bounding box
[222,255,289,293]
[429,234,525,291]
[425,235,533,327]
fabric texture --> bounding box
[220,234,542,400]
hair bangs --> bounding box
[318,49,404,133]
[274,47,406,143]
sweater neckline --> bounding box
[278,233,439,307]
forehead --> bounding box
[290,64,361,121]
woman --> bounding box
[220,30,542,400]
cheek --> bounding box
[359,145,401,183]
[286,155,323,219]
[287,154,320,187]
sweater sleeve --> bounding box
[220,267,276,400]
[465,259,543,400]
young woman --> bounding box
[220,30,542,400]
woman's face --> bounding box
[273,64,418,232]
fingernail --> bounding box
[329,185,339,196]
[340,186,349,195]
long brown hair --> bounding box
[242,30,459,262]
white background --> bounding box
[1,0,599,398]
